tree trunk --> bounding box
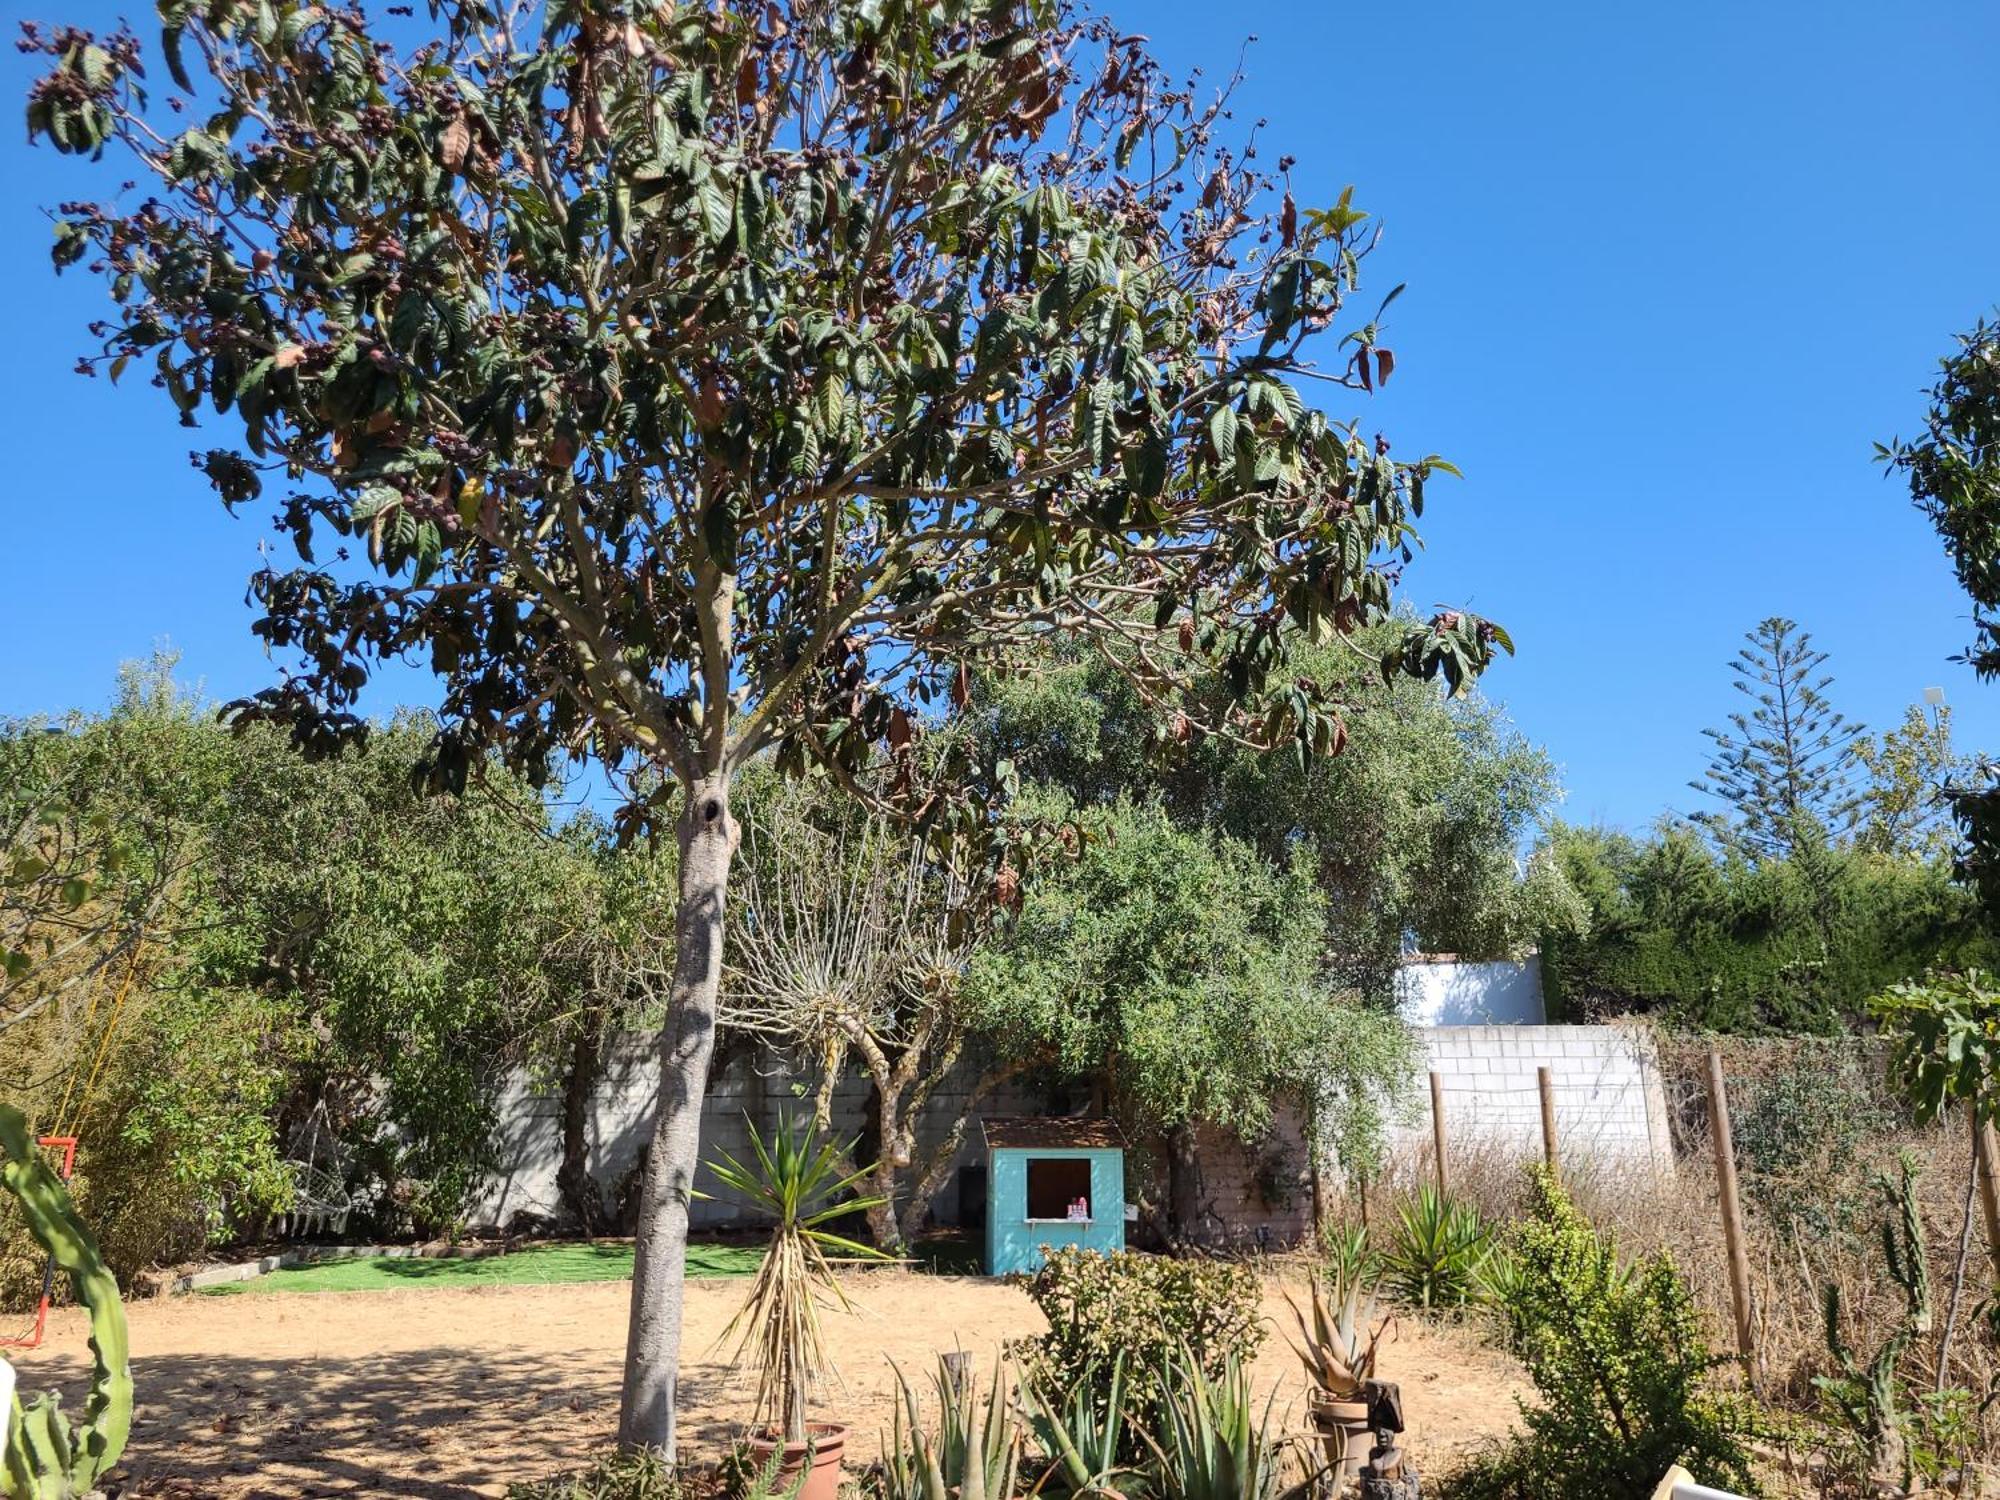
[1167,1123,1203,1248]
[866,1074,906,1252]
[617,774,736,1454]
[1305,1097,1326,1245]
[556,1018,606,1233]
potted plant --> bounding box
[709,1115,892,1500]
[1283,1271,1389,1484]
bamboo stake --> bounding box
[1537,1065,1559,1176]
[1704,1047,1756,1373]
[1429,1071,1450,1195]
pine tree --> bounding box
[1693,618,1864,857]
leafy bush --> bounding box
[1016,1248,1263,1445]
[1732,1049,1888,1241]
[1441,1166,1760,1499]
[1381,1186,1490,1310]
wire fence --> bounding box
[1358,1025,1999,1489]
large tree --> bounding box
[26,0,1505,1448]
[960,794,1414,1239]
[1881,321,2000,908]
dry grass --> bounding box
[1336,1030,2000,1495]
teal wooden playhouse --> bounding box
[980,1117,1126,1275]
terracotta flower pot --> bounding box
[746,1423,848,1500]
[1306,1389,1371,1483]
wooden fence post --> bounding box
[1429,1071,1450,1195]
[1704,1047,1757,1373]
[1537,1065,1559,1175]
[1973,1103,2000,1287]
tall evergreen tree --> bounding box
[1693,618,1863,858]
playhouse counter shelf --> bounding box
[978,1116,1127,1275]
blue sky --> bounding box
[2,0,1997,832]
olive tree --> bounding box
[25,0,1504,1450]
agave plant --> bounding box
[879,1356,1023,1500]
[709,1115,891,1443]
[1282,1272,1389,1400]
[1381,1185,1491,1311]
[1023,1356,1144,1498]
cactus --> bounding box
[0,1103,131,1500]
[1814,1150,1930,1493]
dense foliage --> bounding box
[1883,321,2000,912]
[982,628,1572,998]
[1538,818,1993,1031]
[1,660,664,1292]
[1442,1167,1760,1500]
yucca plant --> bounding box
[1381,1185,1490,1311]
[709,1116,891,1443]
[1023,1356,1144,1498]
[1282,1271,1389,1399]
[879,1356,1023,1500]
[1143,1350,1306,1500]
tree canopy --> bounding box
[25,0,1507,1447]
[979,622,1570,996]
[1882,320,2000,910]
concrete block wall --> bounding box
[1388,1022,1674,1173]
[474,1038,1048,1232]
[473,1021,1675,1238]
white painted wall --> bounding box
[1388,1022,1674,1172]
[1394,955,1546,1027]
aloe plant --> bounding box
[0,1103,131,1500]
[880,1357,1022,1500]
[1143,1351,1305,1500]
[1023,1357,1144,1498]
[708,1116,892,1443]
[1282,1272,1388,1400]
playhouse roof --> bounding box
[979,1116,1127,1150]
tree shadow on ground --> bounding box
[22,1345,741,1498]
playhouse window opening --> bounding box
[1025,1157,1092,1221]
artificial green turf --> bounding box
[200,1240,758,1295]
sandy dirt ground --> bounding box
[12,1269,1527,1498]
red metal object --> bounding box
[1,1136,80,1351]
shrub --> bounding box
[1732,1049,1888,1241]
[1016,1248,1263,1443]
[1380,1186,1490,1310]
[1441,1166,1760,1499]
